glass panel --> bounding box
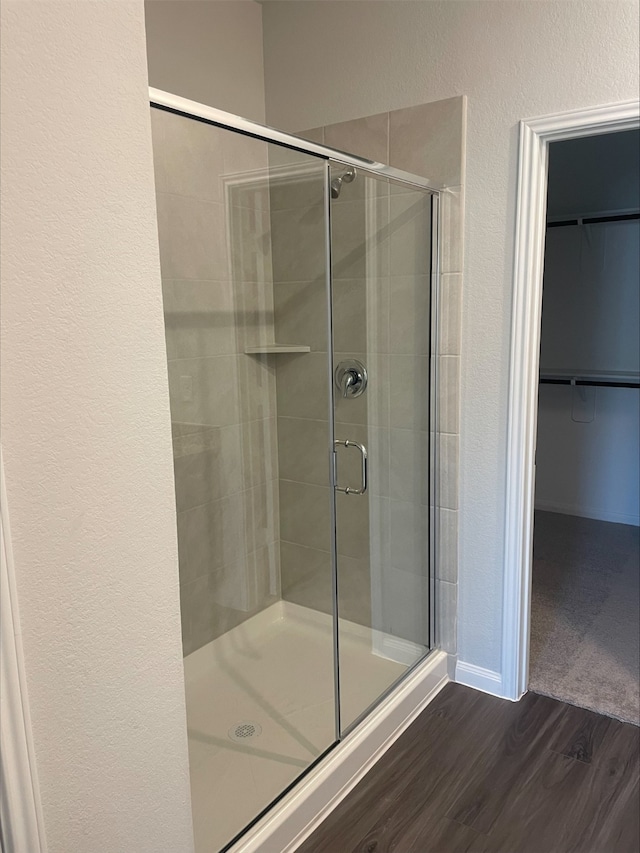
[330,164,433,732]
[150,107,336,853]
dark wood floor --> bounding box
[298,683,639,853]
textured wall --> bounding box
[151,109,281,655]
[0,3,194,851]
[262,0,640,674]
[145,0,266,121]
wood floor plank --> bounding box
[354,815,485,853]
[574,718,640,853]
[346,690,555,852]
[298,684,639,853]
[296,713,454,853]
[547,699,613,763]
[445,691,565,835]
[474,750,593,853]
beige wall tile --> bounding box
[271,204,326,281]
[388,274,431,356]
[223,132,270,210]
[238,353,278,422]
[156,112,282,656]
[167,355,240,427]
[156,192,229,280]
[229,204,274,282]
[162,279,235,360]
[276,352,329,421]
[274,279,328,352]
[437,507,458,584]
[180,492,246,580]
[337,554,372,628]
[438,432,459,510]
[173,425,243,512]
[243,479,279,555]
[388,428,429,505]
[241,417,279,489]
[333,278,368,353]
[437,355,460,434]
[233,279,276,352]
[280,540,332,615]
[380,565,429,646]
[368,496,391,569]
[245,542,281,606]
[389,355,429,430]
[389,498,429,576]
[277,416,329,487]
[330,197,366,280]
[279,480,331,553]
[438,273,462,356]
[180,574,274,655]
[335,488,370,560]
[440,186,463,274]
[270,171,325,212]
[436,579,457,653]
[161,109,226,202]
[389,97,464,187]
[364,275,390,355]
[325,111,388,164]
[388,192,432,277]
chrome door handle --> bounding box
[334,440,368,495]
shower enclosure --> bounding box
[150,89,440,853]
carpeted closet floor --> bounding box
[529,510,640,725]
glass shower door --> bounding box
[150,105,339,853]
[329,164,434,732]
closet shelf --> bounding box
[539,369,640,389]
[244,344,311,354]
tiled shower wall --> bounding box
[279,97,465,651]
[151,110,280,655]
[151,95,464,656]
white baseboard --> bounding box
[534,500,639,527]
[229,649,450,853]
[455,660,508,699]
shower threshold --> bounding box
[183,601,415,853]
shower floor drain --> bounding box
[228,721,262,743]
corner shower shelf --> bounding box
[244,344,310,354]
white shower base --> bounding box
[184,601,410,853]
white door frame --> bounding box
[502,99,640,702]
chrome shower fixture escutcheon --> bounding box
[335,359,368,398]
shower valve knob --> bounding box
[335,360,368,399]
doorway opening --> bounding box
[502,99,640,707]
[528,131,639,723]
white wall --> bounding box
[261,0,640,675]
[540,221,640,376]
[536,385,640,525]
[0,3,194,851]
[145,0,266,121]
[537,193,639,526]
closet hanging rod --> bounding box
[539,377,640,389]
[546,211,640,228]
